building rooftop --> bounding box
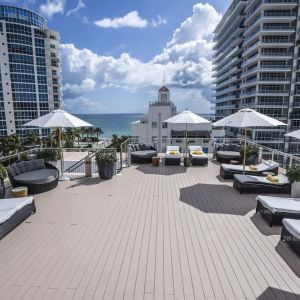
[159,86,170,92]
[1,159,300,299]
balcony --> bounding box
[1,139,300,299]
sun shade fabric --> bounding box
[23,109,93,128]
[212,108,286,128]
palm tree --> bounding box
[73,128,82,147]
[94,127,103,144]
[7,134,21,154]
[23,131,40,148]
[63,128,77,148]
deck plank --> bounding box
[0,161,300,299]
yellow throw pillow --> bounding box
[249,165,257,171]
[169,151,179,155]
[267,174,279,183]
[192,150,202,155]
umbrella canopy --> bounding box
[285,129,300,140]
[212,108,286,128]
[24,109,93,128]
[164,110,211,124]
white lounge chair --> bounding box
[165,146,182,166]
[256,195,300,226]
[188,146,208,166]
[281,219,300,255]
[0,196,36,239]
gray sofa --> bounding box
[7,159,59,194]
[129,144,157,164]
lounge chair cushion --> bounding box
[0,197,34,224]
[256,196,300,214]
[283,219,300,240]
[33,159,46,170]
[166,146,180,152]
[131,150,157,158]
[10,163,21,176]
[14,169,58,184]
[0,209,16,224]
[236,174,288,185]
[0,197,34,212]
[222,161,279,172]
[16,161,27,174]
[23,160,35,172]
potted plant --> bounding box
[241,144,259,165]
[0,163,7,199]
[286,165,300,198]
[96,150,117,179]
[36,149,61,166]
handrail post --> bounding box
[290,157,293,167]
[271,150,275,162]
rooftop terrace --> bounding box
[1,159,300,300]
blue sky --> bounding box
[2,0,231,113]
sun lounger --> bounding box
[255,195,300,226]
[233,174,290,194]
[220,160,279,179]
[281,219,300,255]
[0,197,36,239]
[165,146,182,166]
[188,146,208,166]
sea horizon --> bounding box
[75,113,214,138]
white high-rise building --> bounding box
[213,0,300,154]
[0,5,61,137]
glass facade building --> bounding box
[213,0,300,153]
[0,5,61,137]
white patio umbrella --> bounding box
[164,110,211,158]
[213,108,286,173]
[23,109,93,180]
[285,129,300,140]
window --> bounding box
[152,121,158,128]
[39,94,48,101]
[38,85,47,93]
[52,70,57,76]
[9,54,33,64]
[37,76,47,84]
[162,122,168,129]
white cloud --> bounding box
[66,0,85,16]
[64,78,96,94]
[63,96,106,113]
[61,2,221,112]
[151,15,167,28]
[39,0,65,18]
[94,11,148,29]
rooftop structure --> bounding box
[0,5,62,138]
[0,156,300,299]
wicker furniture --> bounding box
[165,146,182,166]
[281,219,300,256]
[129,144,157,164]
[7,160,59,194]
[188,146,208,166]
[215,144,242,163]
[220,160,279,179]
[255,195,300,226]
[0,197,36,239]
[233,174,290,194]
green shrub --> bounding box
[0,164,7,182]
[95,150,117,164]
[287,165,300,183]
[36,149,61,161]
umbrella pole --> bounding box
[59,128,70,181]
[243,128,247,174]
[186,123,188,159]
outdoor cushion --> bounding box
[33,159,46,170]
[166,146,180,151]
[131,150,157,158]
[235,174,288,185]
[256,196,300,214]
[217,151,241,158]
[283,219,300,240]
[222,161,279,172]
[16,161,27,174]
[14,169,58,184]
[0,197,34,212]
[189,146,203,151]
[7,166,16,178]
[0,209,16,225]
[10,163,21,176]
[23,160,35,172]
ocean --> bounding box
[75,114,142,138]
[76,113,214,138]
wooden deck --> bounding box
[1,161,300,299]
